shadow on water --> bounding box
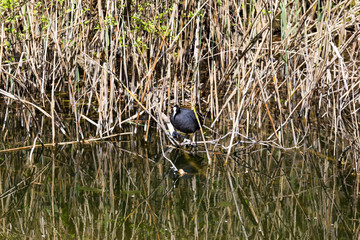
[0,125,359,239]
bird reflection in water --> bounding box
[168,149,205,185]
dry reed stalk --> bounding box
[0,132,132,153]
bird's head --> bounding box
[172,105,180,118]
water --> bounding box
[1,119,359,239]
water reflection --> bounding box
[168,149,204,180]
[0,127,359,239]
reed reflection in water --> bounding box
[0,131,359,239]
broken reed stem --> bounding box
[0,132,132,153]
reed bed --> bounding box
[2,1,360,238]
[1,0,360,168]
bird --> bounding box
[170,105,202,138]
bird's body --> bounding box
[170,105,201,134]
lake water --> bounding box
[1,117,359,239]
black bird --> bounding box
[170,105,202,137]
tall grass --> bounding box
[0,0,359,167]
